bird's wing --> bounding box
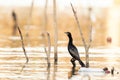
[69,45,80,59]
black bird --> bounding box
[65,32,85,67]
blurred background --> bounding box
[0,0,120,47]
[0,0,120,80]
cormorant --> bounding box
[65,32,85,67]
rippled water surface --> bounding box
[0,36,120,80]
[0,37,120,80]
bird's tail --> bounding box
[78,59,85,67]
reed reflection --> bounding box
[70,63,77,78]
[42,32,51,80]
[53,64,57,80]
[47,65,50,80]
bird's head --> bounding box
[65,32,73,42]
[65,32,71,36]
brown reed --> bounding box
[71,3,92,68]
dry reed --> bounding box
[17,25,29,72]
[71,3,92,67]
[53,0,58,65]
[42,32,51,80]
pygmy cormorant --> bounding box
[65,32,85,67]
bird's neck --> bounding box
[68,35,73,45]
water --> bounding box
[0,36,119,80]
[0,45,120,80]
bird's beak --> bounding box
[64,32,67,34]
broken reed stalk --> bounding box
[43,32,51,68]
[12,11,29,71]
[71,3,92,68]
[43,32,51,80]
[46,33,51,68]
[44,2,50,79]
[17,26,29,72]
[53,0,58,65]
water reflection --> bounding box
[0,45,120,80]
[81,75,91,80]
[71,66,75,75]
[53,64,57,80]
[70,66,91,80]
[47,64,50,80]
